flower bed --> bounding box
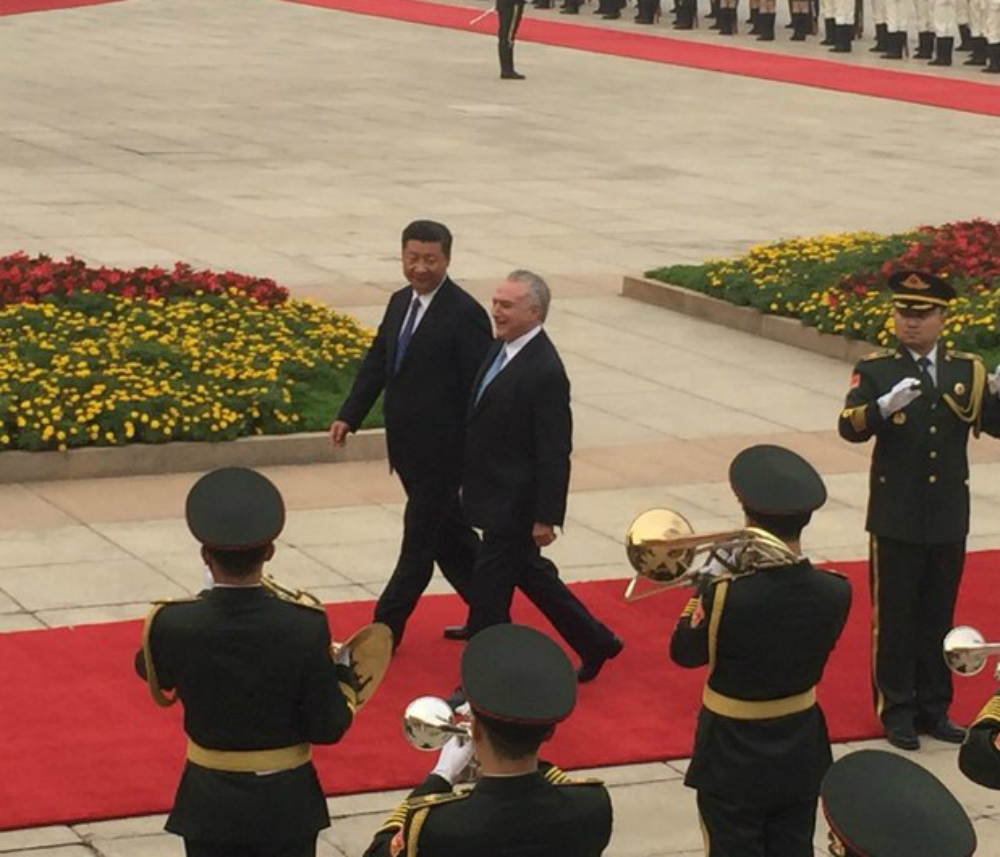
[0,255,375,452]
[646,219,1000,368]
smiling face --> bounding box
[401,239,449,295]
[893,306,945,355]
[492,279,542,342]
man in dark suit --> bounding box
[838,270,1000,751]
[462,270,623,682]
[671,445,852,857]
[135,467,360,857]
[330,221,492,649]
[363,624,614,857]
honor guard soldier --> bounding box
[960,689,1000,788]
[821,750,977,856]
[838,271,1000,751]
[136,467,360,857]
[363,624,614,857]
[497,0,528,78]
[671,444,852,857]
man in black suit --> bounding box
[363,624,613,857]
[330,221,493,649]
[136,467,359,857]
[462,270,623,682]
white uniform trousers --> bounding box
[915,0,932,28]
[932,0,957,34]
[886,0,911,29]
[969,0,986,34]
[987,0,1000,40]
[872,0,888,23]
[834,0,856,23]
[956,0,969,25]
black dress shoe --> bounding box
[501,71,526,80]
[443,624,472,641]
[576,636,624,683]
[923,718,966,744]
[886,725,920,751]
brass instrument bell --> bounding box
[403,696,472,750]
[943,625,1000,680]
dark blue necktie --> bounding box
[475,347,508,404]
[918,356,936,393]
[394,296,421,373]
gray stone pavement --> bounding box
[3,0,1000,854]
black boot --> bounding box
[718,6,736,33]
[820,16,836,44]
[913,30,935,58]
[985,42,1000,72]
[929,35,953,65]
[957,23,972,50]
[883,29,906,58]
[790,11,810,38]
[634,0,657,21]
[593,0,611,13]
[965,36,987,64]
[870,21,888,51]
[532,0,553,9]
[830,22,852,51]
[673,0,695,27]
[499,43,524,78]
[559,0,582,13]
[755,11,775,39]
[747,5,758,26]
[706,0,719,15]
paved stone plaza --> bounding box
[2,0,1000,854]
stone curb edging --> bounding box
[0,429,388,485]
[622,275,875,365]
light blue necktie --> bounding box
[475,347,508,404]
[393,296,421,373]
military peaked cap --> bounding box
[821,750,976,857]
[186,467,285,549]
[888,270,956,311]
[729,444,827,516]
[462,624,577,725]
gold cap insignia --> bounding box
[893,412,907,425]
[902,273,930,290]
[954,382,965,395]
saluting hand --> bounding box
[877,377,922,417]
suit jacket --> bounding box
[363,765,613,857]
[463,330,572,534]
[959,690,1000,790]
[671,561,852,807]
[135,587,354,843]
[838,344,1000,543]
[338,277,492,483]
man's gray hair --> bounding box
[507,269,550,322]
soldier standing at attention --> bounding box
[497,0,528,79]
[839,271,1000,751]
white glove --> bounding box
[202,565,215,590]
[431,735,475,785]
[334,643,352,668]
[877,377,922,418]
[989,363,1000,397]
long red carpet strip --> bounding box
[282,0,1000,117]
[1,551,1000,831]
[0,0,123,15]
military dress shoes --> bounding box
[576,636,624,683]
[501,71,526,80]
[922,718,967,744]
[886,725,920,751]
[443,624,472,641]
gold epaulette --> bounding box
[543,765,603,787]
[376,790,470,834]
[276,597,326,614]
[972,694,1000,728]
[858,348,896,363]
[680,596,700,618]
[141,597,201,709]
[947,350,984,363]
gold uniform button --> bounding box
[929,475,937,484]
[879,476,886,484]
[930,451,938,459]
[929,426,938,434]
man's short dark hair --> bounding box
[401,220,452,257]
[475,712,555,760]
[744,509,812,541]
[205,544,271,578]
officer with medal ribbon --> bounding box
[838,270,1000,751]
[135,467,361,857]
[363,624,613,857]
[960,687,1000,789]
[671,444,852,857]
[821,750,977,856]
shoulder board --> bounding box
[946,350,983,364]
[858,348,895,363]
[543,765,604,787]
[153,595,202,608]
[814,566,848,580]
[283,599,327,614]
[406,790,471,811]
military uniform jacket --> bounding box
[838,345,1000,544]
[135,586,355,843]
[671,561,852,807]
[363,764,613,857]
[959,690,1000,790]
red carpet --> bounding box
[281,0,1000,117]
[1,552,999,831]
[0,0,124,15]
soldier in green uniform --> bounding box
[671,444,852,857]
[363,623,613,857]
[135,467,360,857]
[821,749,977,856]
[959,689,1000,788]
[838,270,1000,751]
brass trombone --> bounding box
[943,625,1000,680]
[623,508,799,601]
[403,696,472,751]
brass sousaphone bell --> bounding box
[623,508,799,600]
[262,574,393,710]
[402,695,473,751]
[943,625,1000,681]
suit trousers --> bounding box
[373,471,478,645]
[184,838,316,857]
[467,529,616,662]
[870,535,965,730]
[497,0,525,73]
[696,792,816,857]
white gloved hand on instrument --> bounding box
[877,377,922,418]
[989,363,1000,397]
[431,734,476,786]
